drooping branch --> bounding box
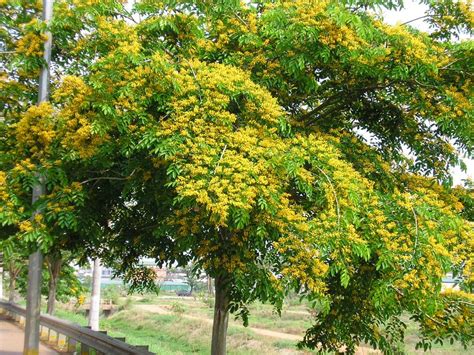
[80,169,137,185]
[80,176,130,184]
[299,82,395,124]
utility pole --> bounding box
[89,258,102,331]
[24,1,53,353]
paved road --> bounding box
[0,315,58,355]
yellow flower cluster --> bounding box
[53,75,105,158]
[159,60,284,225]
[0,172,8,201]
[277,234,329,293]
[16,32,47,57]
[15,102,56,159]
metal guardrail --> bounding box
[0,300,154,354]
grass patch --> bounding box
[54,305,312,354]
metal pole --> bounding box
[24,180,46,353]
[38,0,53,104]
[24,1,53,354]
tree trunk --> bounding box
[208,276,214,296]
[46,256,62,315]
[8,274,16,302]
[0,267,3,301]
[88,258,102,331]
[211,274,230,355]
[8,262,21,303]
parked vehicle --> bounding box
[176,290,192,297]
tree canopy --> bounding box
[1,0,473,354]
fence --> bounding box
[0,300,153,354]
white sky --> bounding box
[383,1,473,186]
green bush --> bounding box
[101,284,128,304]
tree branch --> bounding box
[400,15,432,26]
[300,82,395,123]
[212,144,227,175]
[315,165,341,227]
[81,176,130,184]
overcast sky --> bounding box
[383,0,473,186]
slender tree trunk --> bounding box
[46,256,62,315]
[0,267,3,301]
[9,274,17,303]
[88,258,102,331]
[208,276,214,296]
[211,274,230,355]
[8,262,21,303]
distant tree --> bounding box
[44,250,84,315]
[174,263,200,293]
[13,255,84,310]
[5,253,24,303]
[45,252,62,315]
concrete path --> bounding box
[0,315,58,355]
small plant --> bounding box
[171,302,185,314]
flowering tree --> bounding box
[1,1,473,354]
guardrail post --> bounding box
[67,336,77,353]
[53,332,58,348]
[80,342,90,354]
[40,325,49,340]
[58,333,67,350]
[47,328,59,347]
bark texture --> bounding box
[211,274,230,355]
[7,261,22,303]
[8,275,17,302]
[46,256,62,315]
[208,276,214,296]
